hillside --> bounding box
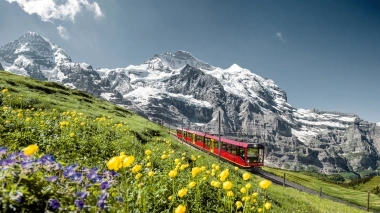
[1,32,380,174]
[0,70,368,212]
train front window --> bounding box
[247,148,261,163]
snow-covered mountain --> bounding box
[1,32,380,174]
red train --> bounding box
[176,129,265,169]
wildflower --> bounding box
[188,181,196,189]
[76,191,89,199]
[97,199,106,210]
[169,170,178,178]
[22,144,38,156]
[213,181,220,188]
[265,202,271,210]
[2,88,8,93]
[240,187,247,194]
[258,208,263,212]
[25,117,31,122]
[148,171,154,177]
[49,199,60,210]
[131,164,142,173]
[223,181,233,190]
[5,120,10,124]
[2,106,7,111]
[106,157,121,171]
[0,147,7,156]
[123,156,135,167]
[161,154,167,159]
[235,201,243,209]
[192,167,201,177]
[259,180,272,189]
[175,204,186,213]
[178,188,188,197]
[252,192,259,198]
[69,133,75,138]
[245,183,252,189]
[227,191,234,197]
[168,195,173,201]
[135,173,142,179]
[9,191,23,203]
[146,162,151,167]
[145,150,152,155]
[219,169,229,181]
[100,181,111,190]
[74,200,84,210]
[242,172,251,180]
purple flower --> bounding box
[9,191,23,203]
[65,164,78,170]
[21,161,34,169]
[0,159,16,167]
[76,191,89,199]
[100,181,110,190]
[41,154,56,162]
[0,147,8,155]
[49,199,60,210]
[46,176,58,182]
[90,175,103,183]
[74,199,84,210]
[99,192,109,201]
[8,152,20,160]
[71,172,83,182]
[97,199,106,210]
[63,169,75,178]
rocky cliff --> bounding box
[1,32,379,174]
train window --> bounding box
[231,145,236,155]
[236,147,244,159]
[247,148,259,163]
[222,143,227,151]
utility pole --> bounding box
[218,111,221,162]
[168,122,170,134]
[181,118,184,142]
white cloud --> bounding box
[6,0,104,22]
[57,25,69,39]
[275,32,286,43]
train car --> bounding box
[176,128,265,169]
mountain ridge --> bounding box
[1,31,379,174]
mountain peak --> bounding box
[227,63,242,71]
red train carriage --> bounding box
[176,129,265,168]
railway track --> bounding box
[169,132,378,212]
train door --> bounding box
[210,139,214,153]
[192,134,195,144]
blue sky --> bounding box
[0,0,379,122]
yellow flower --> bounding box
[123,156,135,167]
[227,190,234,197]
[219,169,229,181]
[234,166,238,171]
[213,181,220,188]
[174,158,180,164]
[264,202,271,210]
[135,173,142,179]
[259,180,272,189]
[131,164,142,173]
[235,201,243,209]
[69,133,75,138]
[120,152,125,156]
[146,162,151,167]
[22,144,38,156]
[177,188,188,197]
[1,88,8,93]
[214,165,220,170]
[188,181,196,189]
[25,117,31,122]
[168,195,173,201]
[252,192,259,198]
[242,172,251,181]
[258,208,262,212]
[106,156,121,171]
[223,181,233,190]
[192,167,201,177]
[17,113,23,118]
[145,150,152,155]
[161,154,167,159]
[148,171,154,177]
[169,170,178,178]
[5,120,10,124]
[175,204,186,213]
[240,187,247,194]
[245,183,252,189]
[2,106,8,111]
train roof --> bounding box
[178,129,264,148]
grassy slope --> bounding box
[263,166,380,211]
[353,177,380,192]
[0,70,368,213]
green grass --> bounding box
[263,166,380,211]
[351,176,380,192]
[0,70,369,212]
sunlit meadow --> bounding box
[0,72,368,212]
